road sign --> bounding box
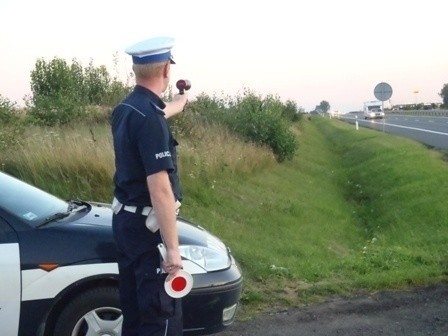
[374,82,393,101]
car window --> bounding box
[0,172,68,227]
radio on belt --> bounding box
[157,243,193,298]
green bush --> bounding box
[0,95,24,151]
[27,57,131,125]
[226,91,299,162]
[182,91,299,162]
[282,99,303,122]
[84,62,111,105]
[28,94,86,126]
[103,80,132,108]
[30,58,87,104]
[0,95,19,124]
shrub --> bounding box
[226,91,299,162]
[27,94,86,126]
[175,90,299,162]
[0,95,19,124]
[0,95,25,151]
[102,80,132,107]
[27,57,131,124]
[282,99,303,122]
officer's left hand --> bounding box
[163,248,183,281]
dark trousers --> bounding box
[113,211,183,336]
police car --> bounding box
[0,171,243,336]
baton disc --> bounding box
[164,270,193,298]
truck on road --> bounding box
[363,101,385,119]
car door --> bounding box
[0,217,21,336]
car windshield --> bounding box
[0,172,69,227]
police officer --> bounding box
[111,36,188,336]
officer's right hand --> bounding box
[164,93,189,118]
[172,93,188,110]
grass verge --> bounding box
[1,116,446,319]
[180,117,448,317]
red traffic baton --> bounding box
[158,243,193,298]
[164,270,193,298]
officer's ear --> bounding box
[163,61,170,79]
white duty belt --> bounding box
[111,197,153,216]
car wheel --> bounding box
[53,287,122,336]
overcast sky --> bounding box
[0,0,446,112]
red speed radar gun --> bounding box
[176,79,191,94]
[157,243,193,298]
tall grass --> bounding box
[0,121,275,202]
[1,125,114,200]
[177,119,276,209]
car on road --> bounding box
[0,171,243,336]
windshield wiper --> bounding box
[37,211,71,228]
[37,200,90,228]
[67,199,90,210]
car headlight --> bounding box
[180,239,231,272]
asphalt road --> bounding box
[339,113,448,150]
[221,283,448,336]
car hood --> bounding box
[73,202,210,247]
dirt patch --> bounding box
[221,283,448,336]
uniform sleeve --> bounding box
[137,113,174,176]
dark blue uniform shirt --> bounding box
[112,85,182,206]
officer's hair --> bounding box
[132,61,167,79]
